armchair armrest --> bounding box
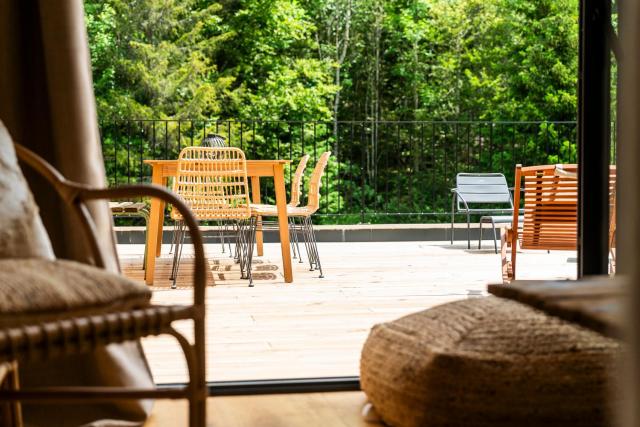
[14,144,206,310]
[450,188,470,211]
[81,185,206,308]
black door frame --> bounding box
[578,0,614,276]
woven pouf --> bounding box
[360,296,620,427]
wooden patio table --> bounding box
[143,159,293,285]
[487,276,625,339]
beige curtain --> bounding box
[0,1,154,425]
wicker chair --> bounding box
[170,147,255,287]
[0,144,207,427]
[251,152,331,277]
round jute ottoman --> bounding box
[360,296,620,427]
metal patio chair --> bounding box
[450,173,513,249]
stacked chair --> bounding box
[251,154,310,263]
[251,151,332,278]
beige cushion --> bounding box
[0,259,151,327]
[360,297,620,427]
[0,120,55,259]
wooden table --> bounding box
[488,277,625,339]
[143,159,293,285]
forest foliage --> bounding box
[85,0,580,222]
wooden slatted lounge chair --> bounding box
[501,164,578,283]
[0,143,207,427]
[502,164,618,281]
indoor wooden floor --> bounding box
[144,391,378,427]
[119,240,575,384]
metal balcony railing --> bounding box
[99,120,616,223]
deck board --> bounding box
[119,241,576,383]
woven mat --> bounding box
[121,254,281,290]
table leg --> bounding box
[145,169,165,285]
[274,165,293,283]
[156,193,166,257]
[250,176,264,257]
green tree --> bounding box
[85,0,237,121]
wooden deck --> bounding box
[119,240,576,384]
[145,391,374,427]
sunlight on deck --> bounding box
[118,240,576,383]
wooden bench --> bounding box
[109,202,149,272]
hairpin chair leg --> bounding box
[300,216,315,271]
[289,217,303,263]
[290,218,298,260]
[169,221,182,280]
[304,216,324,278]
[169,219,179,255]
[295,217,304,263]
[226,221,233,257]
[218,220,226,254]
[170,220,187,289]
[246,217,257,287]
[233,221,241,264]
[236,220,248,279]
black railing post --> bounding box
[360,122,366,223]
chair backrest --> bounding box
[289,154,310,207]
[454,173,512,211]
[171,147,251,220]
[512,164,578,251]
[305,152,331,213]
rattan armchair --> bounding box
[0,144,207,427]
